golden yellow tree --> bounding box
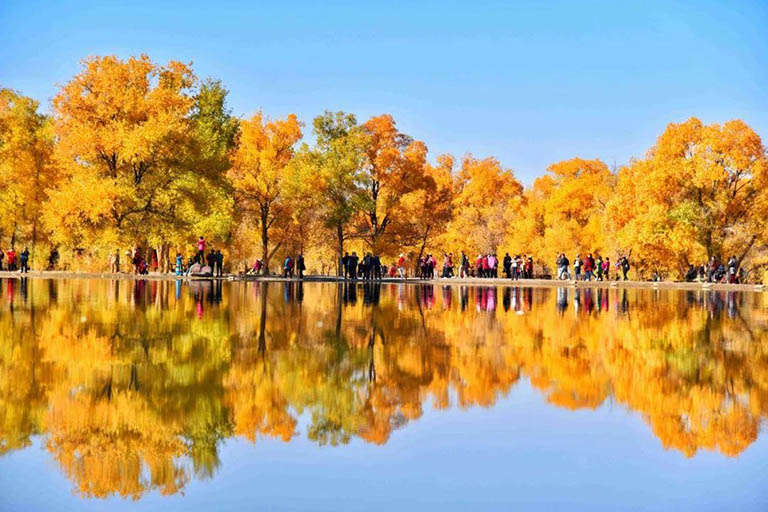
[608,118,768,276]
[516,158,614,267]
[445,155,524,255]
[44,55,200,257]
[355,114,428,255]
[0,88,56,256]
[229,112,302,274]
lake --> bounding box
[0,278,767,511]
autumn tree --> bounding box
[402,153,454,262]
[445,155,524,255]
[229,112,302,274]
[0,88,56,255]
[44,55,202,256]
[355,114,428,255]
[289,111,367,274]
[608,118,768,276]
[516,158,614,266]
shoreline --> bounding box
[0,270,764,293]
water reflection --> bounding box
[0,278,767,500]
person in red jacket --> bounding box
[583,253,595,281]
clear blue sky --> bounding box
[1,0,766,184]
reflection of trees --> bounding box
[1,279,768,499]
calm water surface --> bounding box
[1,278,767,511]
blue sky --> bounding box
[1,0,766,184]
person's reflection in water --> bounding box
[727,291,739,318]
[707,291,724,317]
[619,289,629,314]
[525,287,534,311]
[175,279,182,300]
[132,279,147,308]
[48,279,58,305]
[584,288,595,314]
[475,287,485,312]
[150,280,158,305]
[556,287,568,314]
[418,284,435,309]
[573,288,580,315]
[502,287,511,312]
[19,277,28,303]
[345,282,357,306]
[296,281,304,303]
[283,281,294,303]
[214,279,223,304]
[442,286,452,309]
[486,287,496,311]
[459,285,469,311]
[362,282,380,306]
[5,279,14,311]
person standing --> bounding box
[297,254,306,279]
[460,251,469,278]
[620,256,630,281]
[196,236,206,264]
[573,255,582,281]
[503,253,512,279]
[0,248,4,270]
[175,253,184,276]
[109,250,120,273]
[362,253,372,280]
[372,254,381,280]
[20,248,30,273]
[584,253,595,281]
[7,247,17,271]
[558,253,571,280]
[727,255,738,284]
[596,255,604,281]
[283,255,293,278]
[349,252,359,280]
[48,248,60,270]
[206,249,217,273]
[215,249,224,277]
[603,257,611,281]
[342,252,350,279]
[397,253,406,279]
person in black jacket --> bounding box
[297,254,306,279]
[215,250,224,277]
[341,252,350,279]
[20,248,30,273]
[348,252,359,280]
[503,253,512,278]
[372,254,382,280]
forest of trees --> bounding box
[1,55,767,279]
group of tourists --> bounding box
[176,237,225,276]
[341,252,384,280]
[0,247,30,273]
[282,254,306,279]
[685,256,744,284]
[555,253,632,281]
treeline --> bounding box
[1,55,767,280]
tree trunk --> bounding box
[261,209,270,276]
[337,224,344,277]
[736,234,758,267]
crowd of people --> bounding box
[684,256,745,284]
[0,233,749,286]
[555,253,632,281]
[0,247,31,273]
